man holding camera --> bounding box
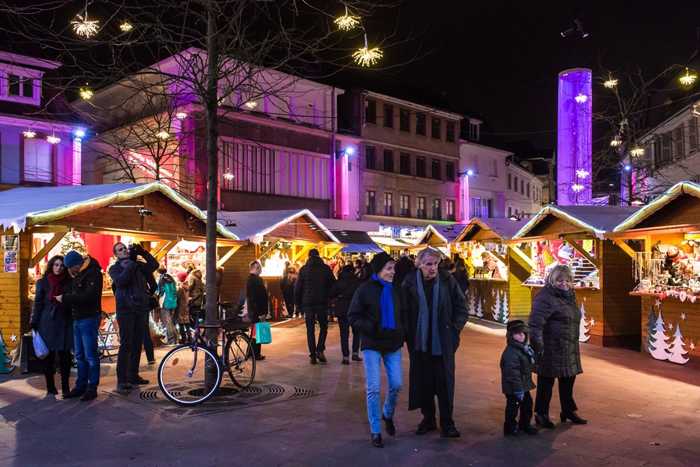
[109,242,159,394]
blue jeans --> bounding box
[73,315,100,389]
[362,349,403,435]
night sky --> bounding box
[337,1,700,152]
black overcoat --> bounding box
[528,285,583,378]
[30,276,73,351]
[402,270,468,410]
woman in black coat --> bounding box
[246,260,268,361]
[30,255,73,397]
[332,264,362,364]
[280,266,298,318]
[528,264,587,428]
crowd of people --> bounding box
[30,243,586,449]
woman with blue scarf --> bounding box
[348,252,406,448]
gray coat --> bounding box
[30,276,73,352]
[528,285,583,378]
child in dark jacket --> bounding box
[500,320,538,436]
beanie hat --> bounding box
[177,271,188,283]
[506,319,528,336]
[370,252,394,274]
[309,248,320,258]
[63,250,84,269]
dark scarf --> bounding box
[371,273,395,330]
[47,271,66,303]
[415,270,441,355]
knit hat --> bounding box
[177,271,188,283]
[63,250,84,269]
[370,252,394,274]
[506,319,528,336]
[309,248,320,258]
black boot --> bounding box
[64,387,86,399]
[45,374,58,396]
[416,418,437,435]
[371,433,384,448]
[561,412,588,425]
[382,415,396,436]
[520,424,539,435]
[535,413,555,429]
[60,375,70,398]
[503,424,518,436]
[80,387,98,402]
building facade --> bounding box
[505,160,544,218]
[459,139,512,219]
[0,51,84,189]
[338,90,463,227]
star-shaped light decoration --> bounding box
[72,13,99,39]
[334,6,360,31]
[679,68,698,88]
[119,21,133,33]
[690,341,696,351]
[79,87,94,100]
[10,334,17,343]
[589,319,596,327]
[668,322,674,330]
[353,34,382,68]
[680,312,687,320]
[603,77,618,89]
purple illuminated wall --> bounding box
[557,68,592,205]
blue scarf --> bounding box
[415,270,441,355]
[372,273,395,330]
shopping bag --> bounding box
[31,330,49,360]
[254,322,272,345]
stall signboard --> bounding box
[3,235,18,273]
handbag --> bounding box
[254,321,272,345]
[31,330,49,360]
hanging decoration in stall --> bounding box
[633,240,700,301]
[524,239,599,288]
[2,235,18,273]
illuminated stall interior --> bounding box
[217,209,341,319]
[611,181,700,364]
[453,217,528,324]
[412,224,468,256]
[0,183,239,350]
[512,205,641,348]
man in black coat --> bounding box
[332,264,362,364]
[59,250,103,401]
[109,242,159,394]
[394,250,415,287]
[295,249,336,364]
[402,247,468,438]
[246,260,268,360]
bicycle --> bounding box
[157,306,256,406]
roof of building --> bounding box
[331,230,383,254]
[514,205,640,238]
[0,182,236,239]
[458,217,528,241]
[217,209,339,244]
[613,181,700,232]
[414,224,468,245]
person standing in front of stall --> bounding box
[528,264,587,428]
[295,249,336,364]
[402,247,469,438]
[187,269,205,324]
[30,255,72,398]
[157,266,178,345]
[109,242,159,394]
[59,250,103,402]
[280,266,298,319]
[332,263,362,364]
[246,260,268,361]
[175,271,192,343]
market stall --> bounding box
[453,217,527,324]
[511,205,641,348]
[611,181,700,365]
[217,209,341,319]
[0,182,240,351]
[411,224,468,256]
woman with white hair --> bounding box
[528,264,587,428]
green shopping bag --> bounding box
[254,322,272,344]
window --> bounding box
[400,195,410,217]
[659,133,672,165]
[365,99,376,124]
[513,176,518,192]
[416,157,426,177]
[469,122,480,141]
[490,160,498,177]
[400,153,411,175]
[221,141,276,194]
[508,206,512,217]
[383,104,394,128]
[416,113,426,135]
[417,197,427,219]
[527,183,530,198]
[366,190,376,215]
[8,74,20,96]
[690,117,699,153]
[431,118,442,140]
[507,173,512,190]
[432,199,442,220]
[431,159,441,180]
[23,138,53,183]
[471,197,492,218]
[673,126,685,159]
[446,122,455,142]
[382,149,394,172]
[445,162,455,181]
[384,192,394,216]
[446,200,455,221]
[365,145,376,170]
[400,109,410,132]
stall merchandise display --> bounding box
[461,241,508,281]
[633,239,700,301]
[167,241,206,277]
[523,239,599,289]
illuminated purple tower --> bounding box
[557,68,592,205]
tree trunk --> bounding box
[204,3,220,388]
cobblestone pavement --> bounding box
[1,319,699,467]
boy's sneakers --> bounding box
[520,425,539,435]
[504,424,518,436]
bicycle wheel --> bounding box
[158,344,222,405]
[224,332,256,388]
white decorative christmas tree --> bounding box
[668,324,690,365]
[649,311,671,361]
[0,331,15,374]
[491,291,502,321]
[646,307,657,353]
[579,302,591,343]
[499,292,510,324]
[476,298,484,319]
[468,293,476,316]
